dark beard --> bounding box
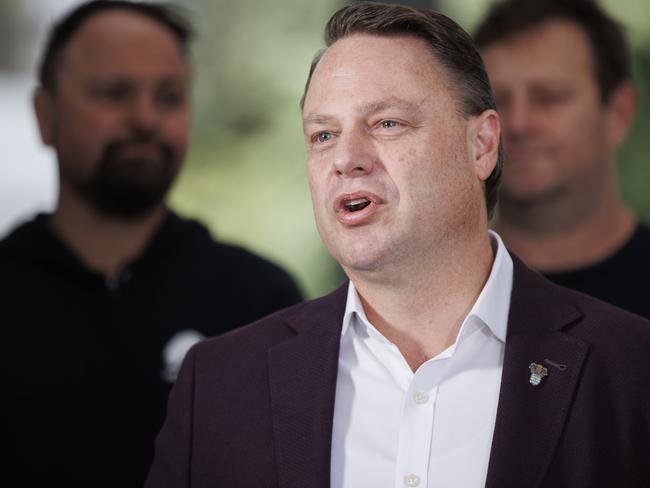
[72,136,179,219]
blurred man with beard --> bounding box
[0,1,301,486]
[475,0,649,318]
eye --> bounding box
[315,132,334,143]
[379,120,400,129]
[156,88,186,109]
[95,83,132,103]
[532,89,570,107]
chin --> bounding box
[317,217,397,271]
[333,241,394,275]
[500,181,566,206]
[502,168,562,197]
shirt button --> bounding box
[404,474,421,487]
[412,391,429,404]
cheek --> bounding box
[555,109,608,167]
[306,171,333,243]
[405,147,476,216]
[398,131,469,185]
[552,98,604,140]
[306,162,328,210]
[56,109,119,159]
[306,160,319,191]
[163,112,191,146]
[55,117,107,160]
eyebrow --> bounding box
[302,113,337,126]
[303,96,423,126]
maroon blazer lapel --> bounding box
[267,284,347,488]
[486,256,590,488]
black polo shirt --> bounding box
[544,223,650,319]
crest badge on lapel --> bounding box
[528,362,548,386]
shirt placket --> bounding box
[394,359,447,488]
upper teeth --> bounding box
[347,198,368,206]
[344,198,371,212]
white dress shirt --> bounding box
[331,231,513,488]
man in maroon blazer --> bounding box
[147,3,650,487]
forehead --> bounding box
[481,19,594,87]
[303,33,457,115]
[60,9,187,79]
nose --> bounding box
[332,127,375,177]
[501,94,535,140]
[128,93,159,133]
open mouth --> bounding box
[344,197,371,212]
[333,192,382,225]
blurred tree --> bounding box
[620,45,650,220]
[170,0,345,298]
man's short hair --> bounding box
[38,0,193,93]
[474,0,631,103]
[301,1,503,219]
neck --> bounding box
[50,186,166,279]
[346,231,494,371]
[494,171,635,272]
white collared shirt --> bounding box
[331,231,513,488]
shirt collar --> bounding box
[341,230,513,343]
[342,279,368,337]
[466,230,512,343]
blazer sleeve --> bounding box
[145,344,198,488]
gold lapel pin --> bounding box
[528,363,548,386]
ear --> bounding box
[605,81,636,149]
[33,86,56,146]
[468,109,500,182]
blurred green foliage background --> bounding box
[169,0,343,299]
[162,0,650,298]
